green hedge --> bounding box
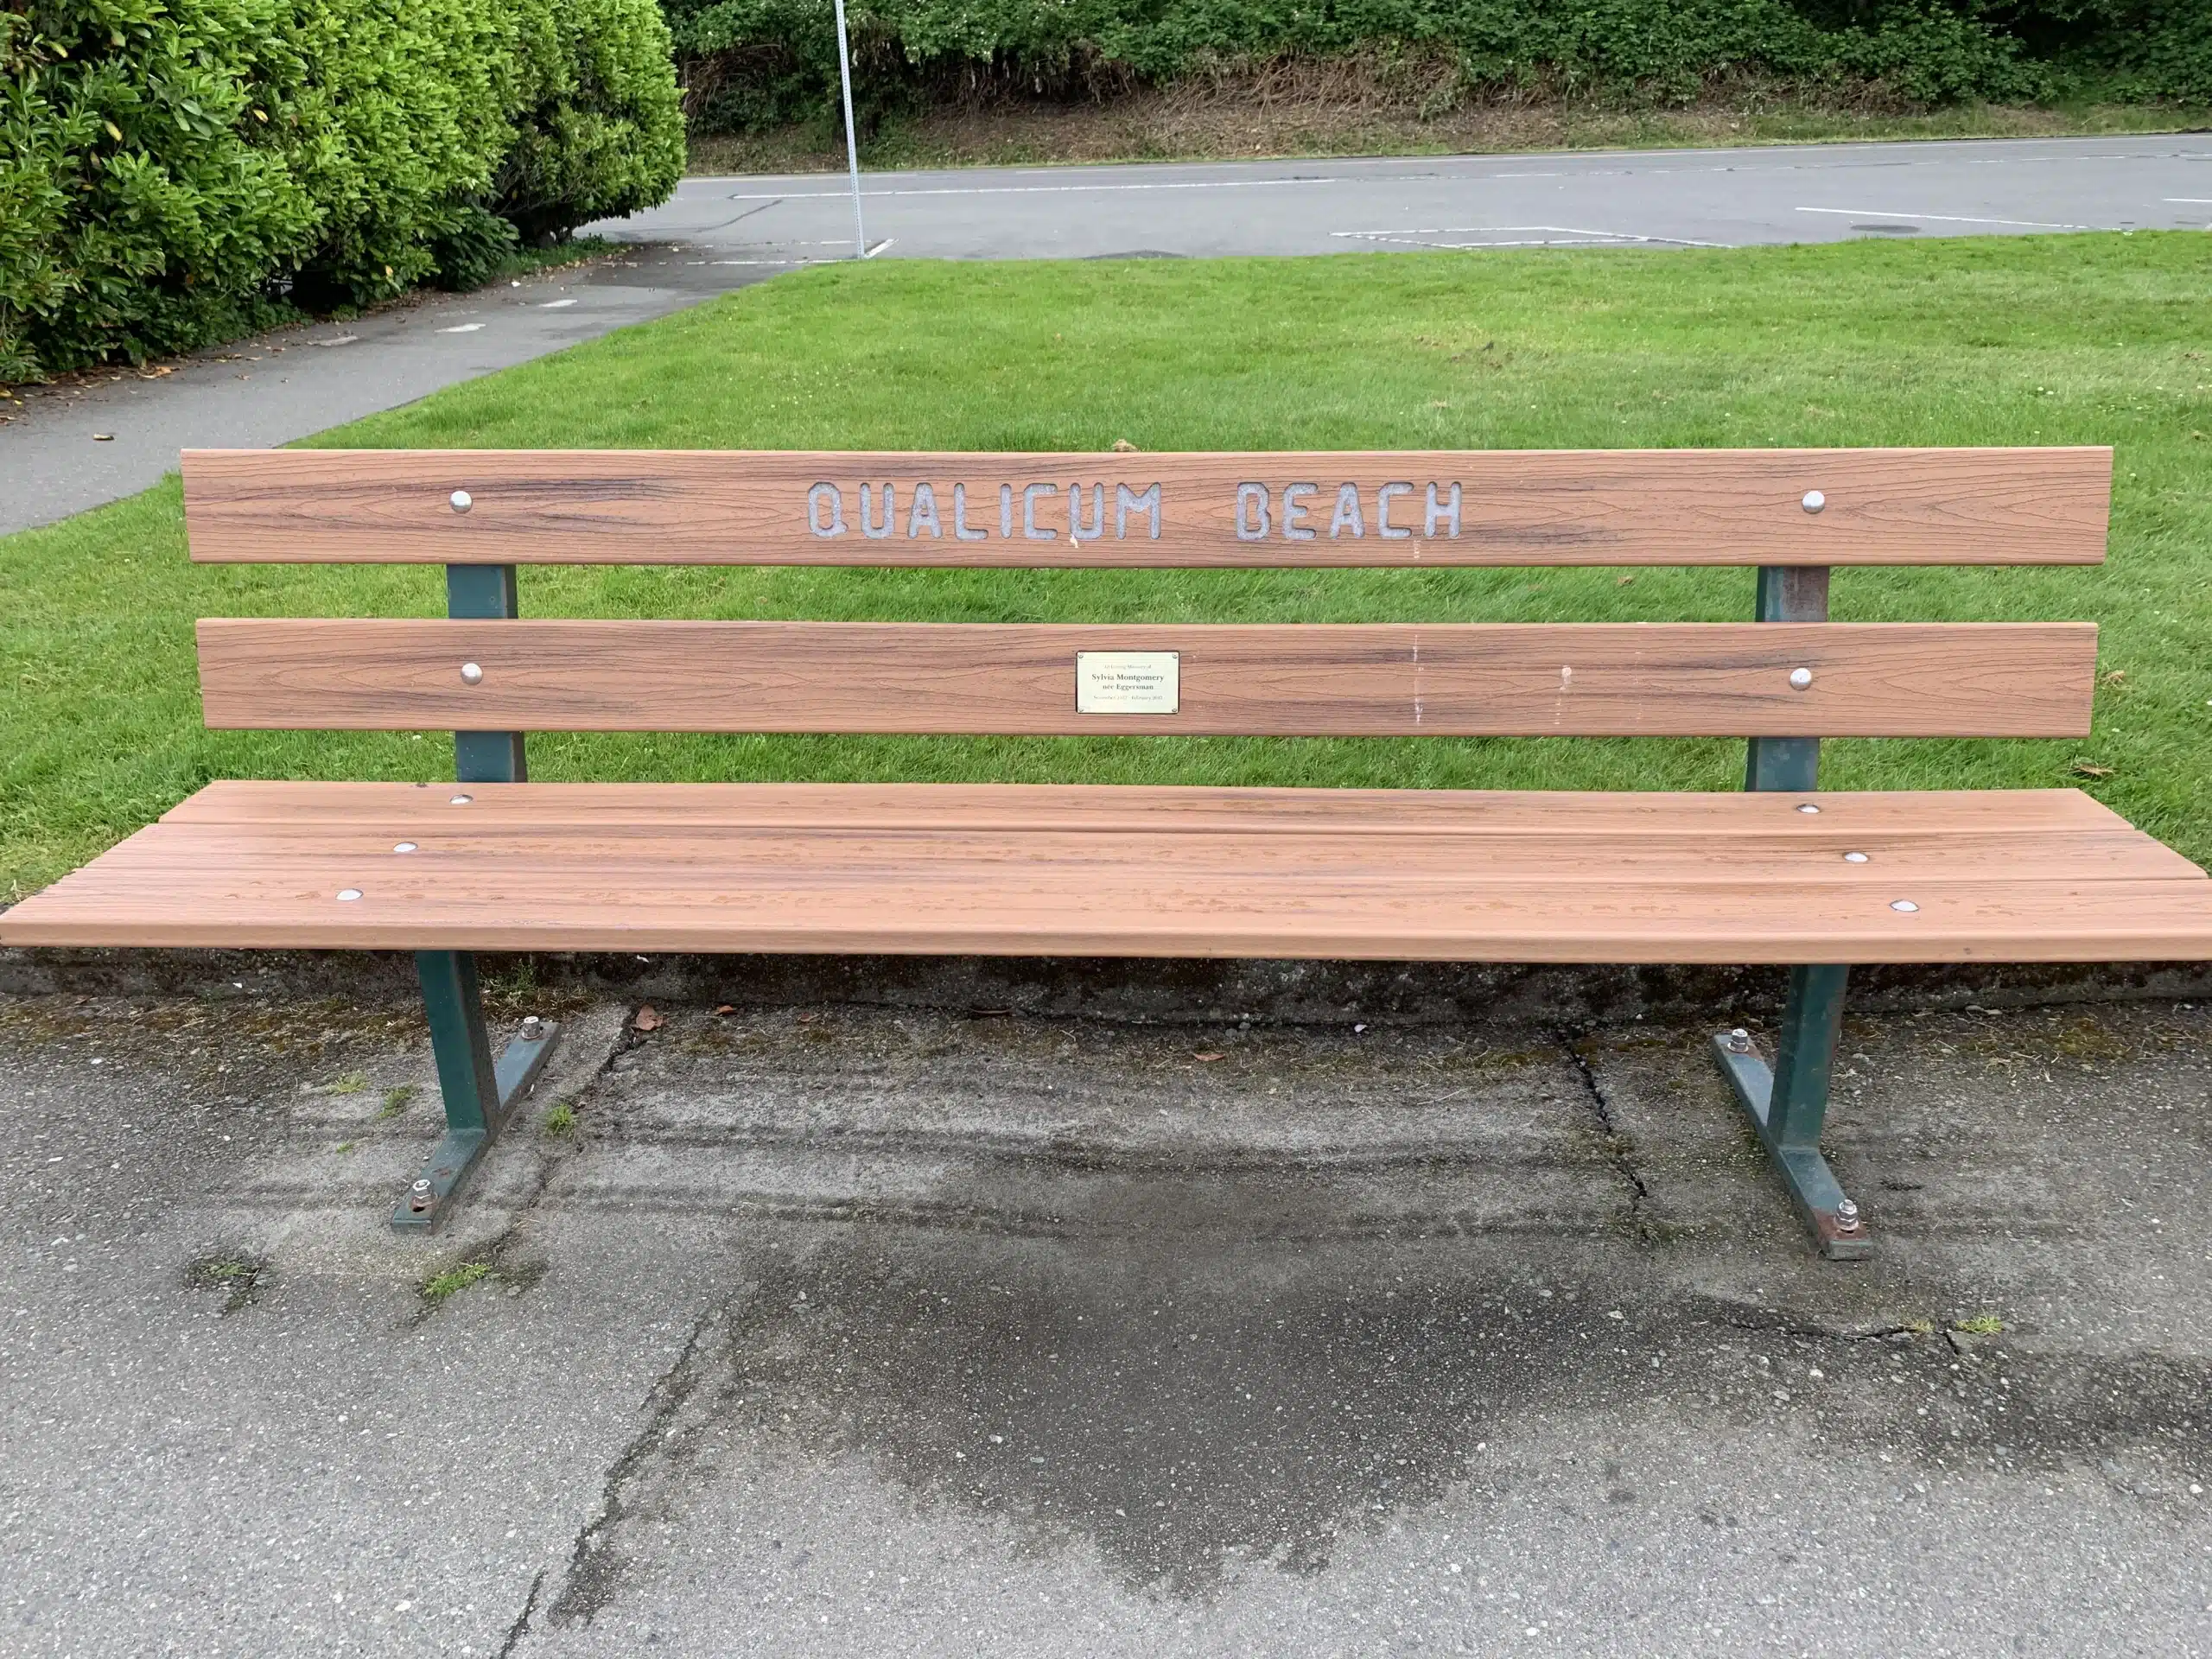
[0,0,683,379]
[668,0,2212,136]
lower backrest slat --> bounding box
[195,619,2096,738]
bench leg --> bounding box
[391,950,561,1232]
[1709,964,1872,1261]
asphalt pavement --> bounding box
[3,954,2210,1656]
[644,132,2212,262]
[3,134,2208,534]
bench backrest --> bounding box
[180,448,2109,769]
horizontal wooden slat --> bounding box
[195,620,2096,737]
[63,825,2204,885]
[181,448,2111,567]
[5,785,2207,962]
[157,780,2139,836]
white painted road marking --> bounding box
[717,177,1343,201]
[437,323,484,334]
[1795,207,2097,230]
[1332,226,1728,250]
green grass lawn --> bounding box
[4,233,2210,900]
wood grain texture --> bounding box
[5,785,2207,960]
[181,447,2112,567]
[195,619,2097,737]
[156,780,2139,836]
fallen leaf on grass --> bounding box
[2068,761,2114,779]
[633,1005,664,1031]
[1193,1052,1224,1062]
[713,1004,735,1015]
[2100,669,2126,686]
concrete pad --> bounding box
[3,982,2209,1655]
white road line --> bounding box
[863,238,895,258]
[1795,207,2097,229]
[436,323,484,334]
[715,177,1344,201]
[1333,225,1727,249]
[2166,198,2212,203]
[536,298,577,308]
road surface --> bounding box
[5,135,2206,532]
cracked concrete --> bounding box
[3,969,2210,1655]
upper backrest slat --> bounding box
[181,448,2112,567]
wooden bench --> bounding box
[8,444,2211,1257]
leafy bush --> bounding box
[1997,0,2212,102]
[0,0,316,379]
[1,0,683,379]
[666,0,2209,137]
[428,204,523,291]
[496,0,689,245]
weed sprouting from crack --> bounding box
[421,1261,495,1305]
[378,1084,418,1120]
[187,1250,270,1313]
[410,1003,626,1325]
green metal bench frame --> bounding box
[400,559,1873,1255]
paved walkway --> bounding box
[0,255,761,536]
[6,134,2207,535]
[3,956,2210,1655]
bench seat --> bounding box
[9,779,2210,963]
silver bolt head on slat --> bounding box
[393,841,417,854]
[1891,899,1920,912]
[1789,667,1813,690]
[449,490,473,513]
[336,888,363,901]
[1802,490,1826,513]
[460,662,484,685]
[1796,803,1821,815]
[450,794,473,806]
[1726,1027,1752,1053]
[1844,850,1868,863]
[1835,1197,1862,1230]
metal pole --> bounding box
[831,0,867,257]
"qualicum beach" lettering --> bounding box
[802,480,1468,542]
[807,481,1163,542]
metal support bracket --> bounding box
[1710,1032,1872,1261]
[392,562,541,1233]
[391,1014,561,1232]
[1722,563,1873,1259]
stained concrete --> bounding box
[3,976,2209,1655]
